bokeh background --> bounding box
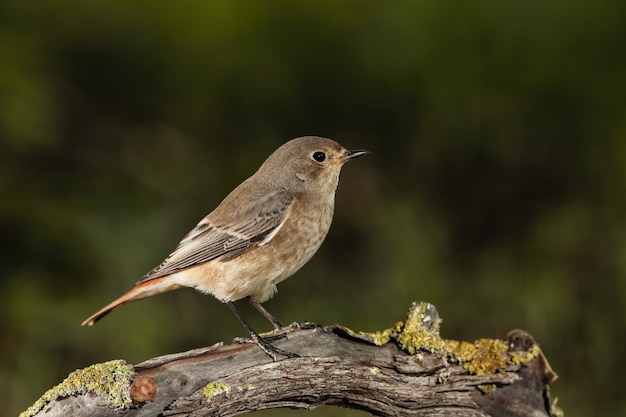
[2,1,625,416]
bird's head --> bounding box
[256,136,369,195]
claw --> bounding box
[226,301,299,360]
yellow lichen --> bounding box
[368,302,544,378]
[396,302,447,356]
[359,322,400,346]
[550,397,565,417]
[459,338,509,375]
[203,382,231,403]
[477,383,496,394]
[510,343,541,365]
[445,340,476,362]
[20,359,135,417]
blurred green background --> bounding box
[2,1,624,416]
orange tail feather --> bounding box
[81,277,183,326]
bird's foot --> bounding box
[256,336,300,360]
[286,321,318,330]
[232,336,254,344]
[233,334,299,360]
[262,321,318,335]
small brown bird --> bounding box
[82,136,369,359]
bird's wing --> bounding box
[138,189,294,283]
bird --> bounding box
[82,136,369,360]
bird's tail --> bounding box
[81,276,183,326]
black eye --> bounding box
[312,151,326,162]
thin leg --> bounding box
[248,298,284,330]
[226,301,298,360]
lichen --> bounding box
[359,322,400,346]
[396,302,447,355]
[477,383,496,394]
[203,382,231,403]
[20,359,135,417]
[364,302,544,380]
[452,338,510,375]
[550,397,565,417]
[510,343,541,364]
[369,366,381,375]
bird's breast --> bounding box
[176,197,335,303]
[266,197,334,275]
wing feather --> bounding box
[138,188,293,283]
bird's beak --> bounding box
[342,149,370,161]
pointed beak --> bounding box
[343,149,370,161]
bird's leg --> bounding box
[248,297,285,330]
[226,302,298,360]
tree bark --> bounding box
[21,302,560,417]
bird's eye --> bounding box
[312,151,326,162]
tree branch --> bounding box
[21,302,560,417]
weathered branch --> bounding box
[21,302,560,417]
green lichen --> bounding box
[20,359,135,417]
[477,383,496,395]
[396,302,447,355]
[550,397,565,417]
[450,338,510,375]
[203,382,231,403]
[366,302,544,380]
[369,366,381,375]
[359,322,400,346]
[510,343,541,364]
